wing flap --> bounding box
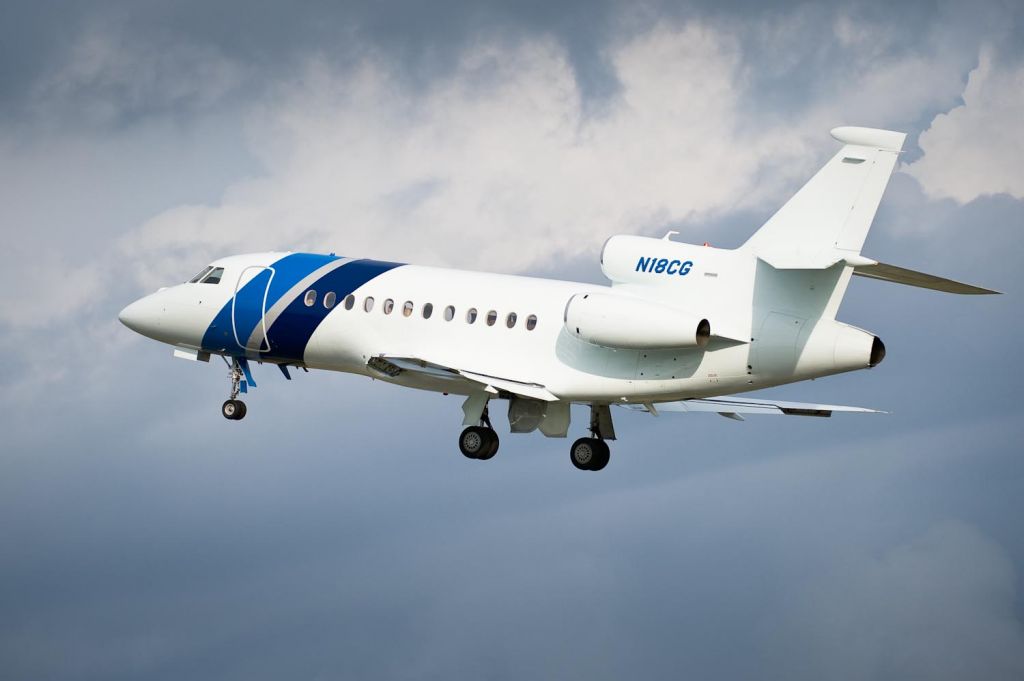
[457,370,558,402]
[621,395,884,417]
[372,355,558,401]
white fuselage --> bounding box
[119,246,880,406]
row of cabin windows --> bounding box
[301,290,537,330]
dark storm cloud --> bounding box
[6,0,1022,129]
[1,0,618,125]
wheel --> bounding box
[477,429,499,460]
[235,400,247,420]
[570,437,597,470]
[589,439,610,471]
[570,438,610,471]
[222,399,245,420]
[459,426,489,459]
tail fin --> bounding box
[743,126,906,267]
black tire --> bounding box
[459,426,488,459]
[235,400,247,420]
[477,429,499,460]
[589,439,610,471]
[222,399,242,420]
[570,437,597,470]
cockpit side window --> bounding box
[200,267,224,284]
[188,266,213,283]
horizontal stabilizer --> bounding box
[757,250,876,270]
[621,395,885,418]
[852,262,1000,295]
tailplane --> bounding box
[743,126,905,267]
[741,125,999,298]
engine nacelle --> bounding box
[788,320,886,378]
[564,292,711,349]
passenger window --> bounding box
[444,305,455,321]
[506,312,517,328]
[304,290,317,307]
[526,314,538,330]
[422,303,433,319]
[466,308,478,324]
[486,310,497,326]
[188,266,213,283]
[403,301,414,317]
[344,295,355,310]
[200,267,224,285]
[364,297,375,312]
[383,299,395,315]
[324,292,337,309]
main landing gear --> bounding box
[569,405,613,471]
[570,437,610,471]
[222,358,247,421]
[459,405,499,460]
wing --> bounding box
[621,394,885,420]
[368,355,559,402]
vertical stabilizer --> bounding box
[743,126,906,266]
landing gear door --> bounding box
[231,266,275,354]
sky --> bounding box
[1,0,1022,679]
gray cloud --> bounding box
[6,0,1022,130]
[1,1,1022,679]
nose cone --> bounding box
[118,296,161,339]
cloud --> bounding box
[766,521,1024,681]
[906,49,1024,203]
[119,24,779,283]
[29,21,246,126]
[0,255,106,330]
[117,15,990,294]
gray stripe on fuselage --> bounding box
[245,257,354,354]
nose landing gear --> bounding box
[222,399,247,420]
[222,357,247,420]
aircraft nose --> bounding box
[118,296,161,337]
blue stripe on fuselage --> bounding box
[201,253,341,355]
[263,259,402,362]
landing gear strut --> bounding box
[459,403,499,460]
[569,405,613,471]
[222,358,247,420]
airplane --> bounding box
[119,126,998,471]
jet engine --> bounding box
[563,292,710,350]
[786,320,886,378]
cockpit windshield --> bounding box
[202,267,224,284]
[187,266,225,284]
